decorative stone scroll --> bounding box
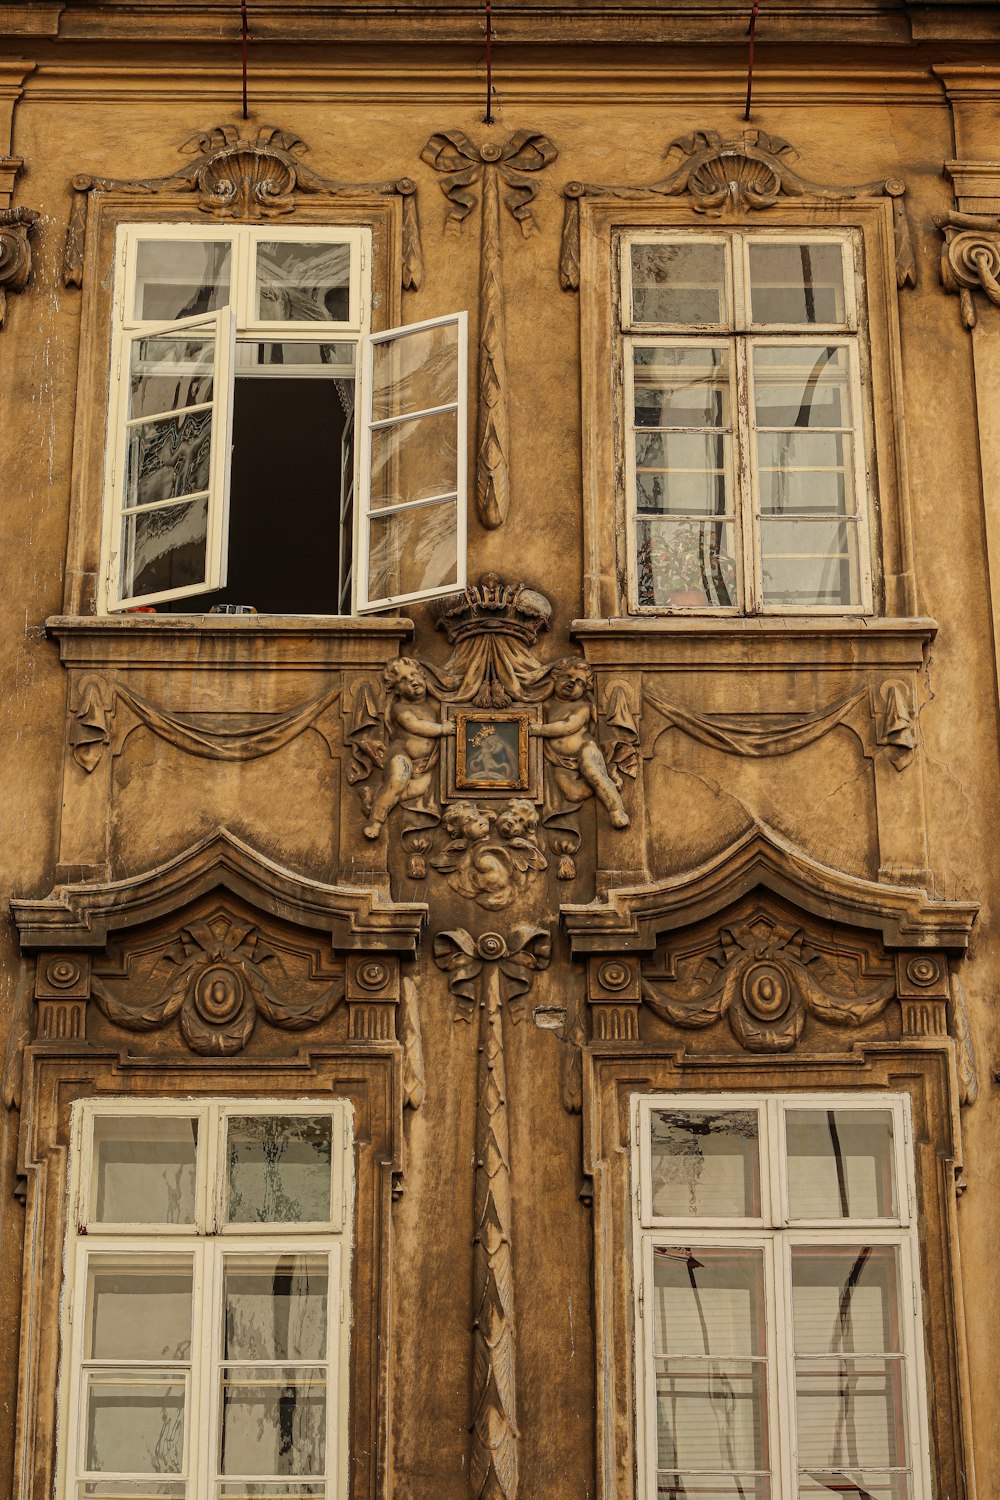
[346,576,632,896]
[935,209,1000,328]
[560,127,916,291]
[434,924,552,1500]
[421,130,558,529]
[0,157,39,329]
[63,122,423,291]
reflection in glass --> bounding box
[792,1246,902,1356]
[630,242,729,326]
[636,518,737,609]
[127,410,212,507]
[254,242,351,324]
[224,1257,328,1362]
[759,518,860,609]
[216,1487,326,1500]
[786,1111,897,1220]
[85,1377,186,1474]
[219,1367,326,1476]
[371,323,459,421]
[129,336,214,420]
[369,408,458,509]
[87,1262,194,1361]
[368,499,458,603]
[796,1357,907,1470]
[80,1483,187,1500]
[649,1109,760,1218]
[752,345,851,430]
[756,431,852,516]
[656,1362,766,1472]
[798,1473,908,1500]
[656,1478,770,1500]
[633,346,731,429]
[90,1117,198,1224]
[634,431,731,517]
[234,342,356,376]
[133,240,232,322]
[653,1247,765,1358]
[748,242,847,325]
[121,498,209,601]
[226,1117,333,1224]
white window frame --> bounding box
[101,224,469,616]
[621,229,875,617]
[58,1097,353,1500]
[630,1091,932,1500]
[355,309,469,614]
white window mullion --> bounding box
[189,1239,213,1500]
[734,335,759,613]
[772,1233,799,1500]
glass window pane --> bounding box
[786,1109,897,1219]
[129,336,215,420]
[792,1246,903,1355]
[217,1487,326,1500]
[633,346,731,429]
[254,241,351,324]
[652,1247,766,1357]
[226,1116,333,1224]
[656,1360,767,1472]
[795,1357,908,1470]
[649,1108,760,1218]
[630,242,729,326]
[798,1474,909,1500]
[367,498,458,603]
[759,519,861,609]
[756,431,853,516]
[753,345,852,430]
[85,1377,186,1474]
[369,408,458,509]
[80,1484,187,1500]
[656,1479,770,1500]
[748,242,847,325]
[636,518,738,609]
[234,341,356,377]
[126,410,212,507]
[635,431,733,517]
[133,240,231,323]
[371,322,459,422]
[90,1117,198,1225]
[224,1256,328,1362]
[121,498,209,602]
[86,1261,193,1361]
[220,1367,326,1476]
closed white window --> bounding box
[622,232,874,614]
[632,1093,930,1500]
[102,225,467,615]
[59,1099,353,1500]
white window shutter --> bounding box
[355,310,468,614]
[106,306,236,611]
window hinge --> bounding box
[912,1280,920,1319]
[340,1287,346,1324]
[638,1279,644,1320]
[66,1292,73,1326]
[342,1190,348,1224]
[360,242,366,270]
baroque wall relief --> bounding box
[346,575,632,911]
[0,156,38,328]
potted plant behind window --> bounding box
[637,518,737,608]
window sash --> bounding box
[632,1094,930,1500]
[621,230,873,617]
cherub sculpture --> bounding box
[362,658,455,840]
[531,658,630,828]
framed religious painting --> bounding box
[443,707,542,800]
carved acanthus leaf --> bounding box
[399,976,426,1110]
[561,128,916,290]
[64,123,423,290]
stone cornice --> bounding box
[570,617,937,672]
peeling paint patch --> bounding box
[532,1004,566,1030]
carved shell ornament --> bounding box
[643,912,895,1052]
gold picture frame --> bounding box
[453,710,532,793]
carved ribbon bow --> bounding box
[433,925,552,1021]
[421,129,558,236]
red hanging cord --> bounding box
[484,1,494,124]
[240,0,249,121]
[744,0,760,122]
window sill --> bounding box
[570,615,937,670]
[46,613,414,670]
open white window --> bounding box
[60,1099,352,1500]
[101,225,468,616]
[632,1093,931,1500]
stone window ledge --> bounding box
[570,616,937,671]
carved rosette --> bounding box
[935,209,1000,328]
[64,123,423,291]
[561,127,916,291]
[421,131,558,529]
[434,926,551,1500]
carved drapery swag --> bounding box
[935,209,1000,328]
[559,128,916,291]
[433,925,552,1500]
[71,678,340,771]
[421,130,558,530]
[63,122,423,291]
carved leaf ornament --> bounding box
[92,914,344,1055]
[643,913,894,1052]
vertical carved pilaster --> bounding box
[421,130,558,530]
[434,925,552,1500]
